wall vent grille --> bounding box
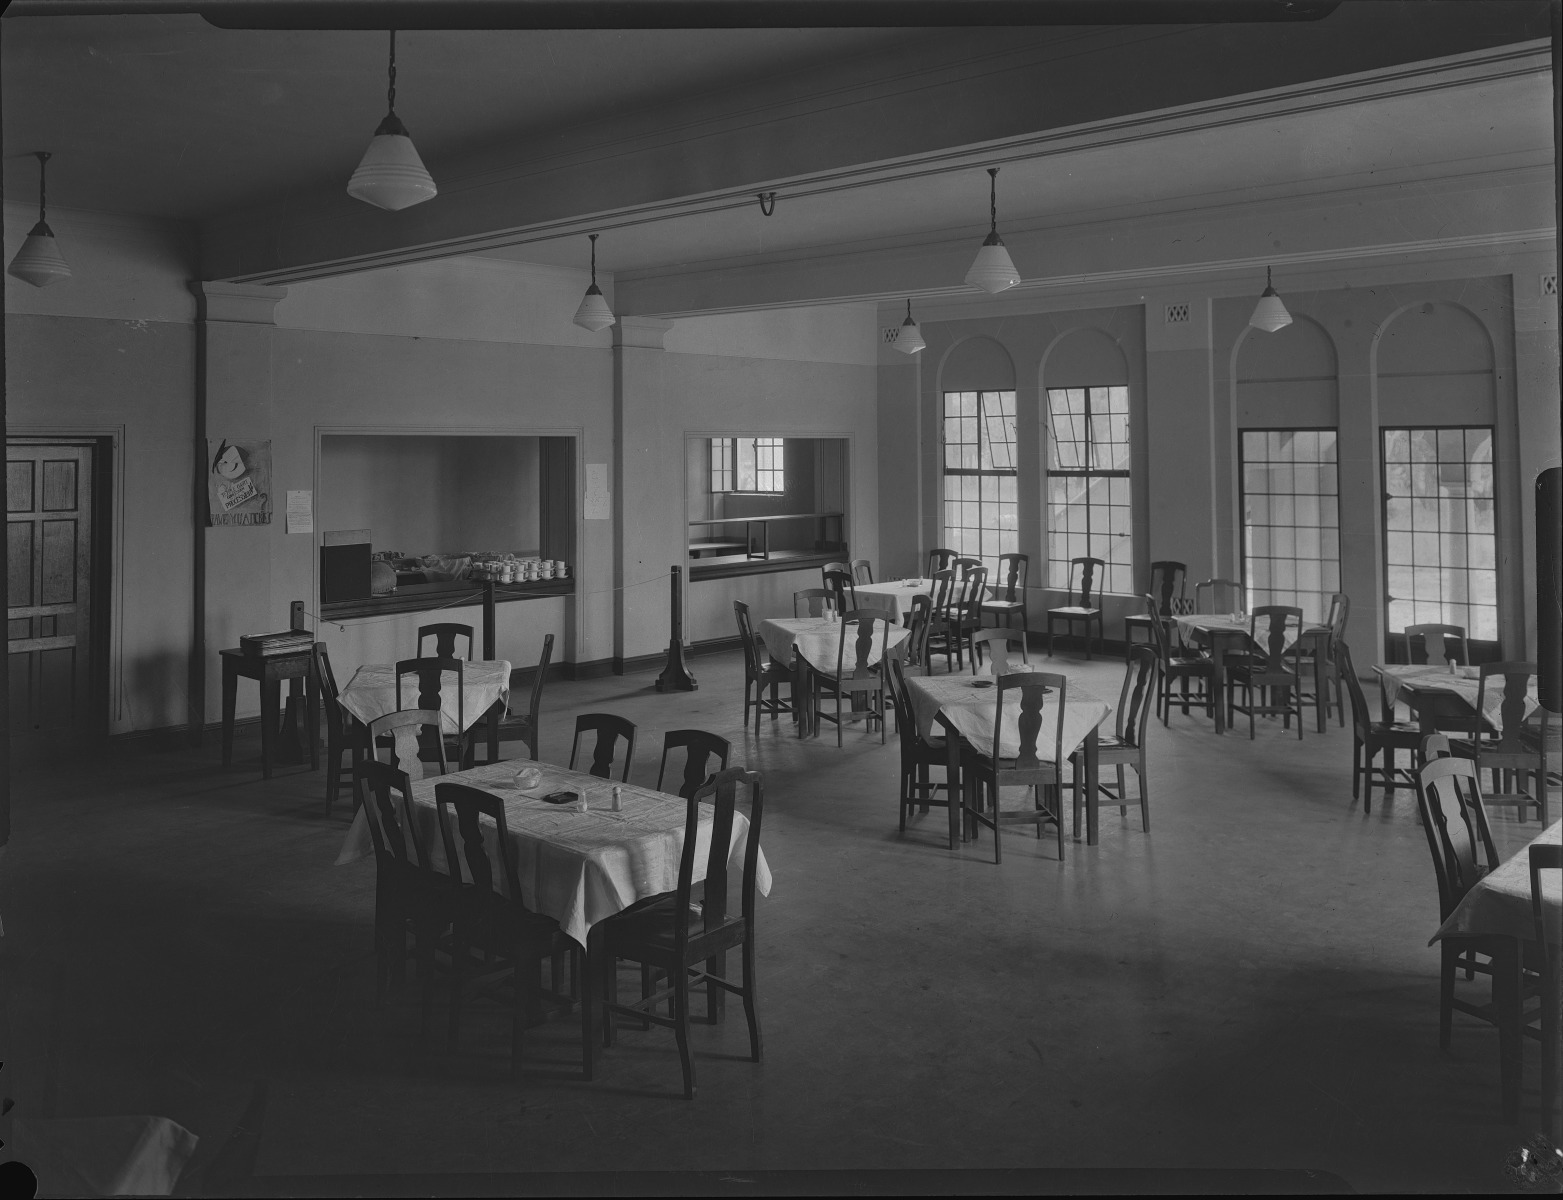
[1165,303,1190,324]
[882,326,901,344]
[1543,274,1558,297]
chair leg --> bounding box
[674,966,695,1099]
[1138,756,1150,832]
[741,938,763,1062]
[447,938,464,1052]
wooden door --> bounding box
[7,444,95,741]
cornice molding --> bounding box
[190,280,289,324]
[612,316,675,351]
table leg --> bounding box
[221,660,238,766]
[259,675,280,780]
[487,698,501,766]
[1085,727,1101,846]
[1492,936,1522,1122]
[1312,634,1328,734]
[1212,654,1227,736]
[306,668,320,770]
[582,927,601,1081]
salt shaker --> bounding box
[576,793,589,813]
[611,785,622,812]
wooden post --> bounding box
[655,565,697,692]
[482,579,497,660]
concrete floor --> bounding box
[1,649,1556,1193]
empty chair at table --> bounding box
[920,571,960,674]
[433,782,587,1076]
[1046,556,1106,660]
[599,766,766,1099]
[570,713,637,781]
[395,654,469,766]
[417,622,475,661]
[657,729,733,799]
[497,635,554,761]
[1195,577,1243,615]
[315,641,371,816]
[926,547,958,578]
[885,656,961,850]
[980,552,1029,638]
[904,594,934,675]
[1463,662,1547,825]
[1122,560,1186,661]
[971,627,1027,676]
[812,610,894,746]
[793,588,836,619]
[849,558,874,585]
[822,565,859,613]
[947,565,988,672]
[368,708,448,779]
[734,601,792,732]
[1403,623,1470,669]
[1226,606,1306,740]
[1145,594,1214,726]
[1297,592,1350,728]
[1339,644,1422,813]
[961,671,1069,863]
[1072,646,1159,838]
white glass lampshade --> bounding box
[573,285,615,332]
[965,234,1020,293]
[7,221,71,288]
[346,113,437,211]
[894,315,926,355]
[1249,289,1293,333]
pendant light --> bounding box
[893,298,926,355]
[572,234,615,332]
[8,152,71,288]
[1248,266,1293,332]
[346,30,437,211]
[964,167,1020,293]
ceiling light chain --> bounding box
[893,297,926,355]
[964,165,1020,294]
[1248,265,1294,332]
[346,28,438,212]
[573,232,616,332]
[386,29,397,114]
[7,151,72,288]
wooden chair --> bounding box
[395,655,469,767]
[925,547,958,578]
[885,656,961,849]
[1414,757,1542,1052]
[980,552,1029,638]
[314,641,370,816]
[656,729,732,799]
[367,708,448,779]
[1072,645,1158,837]
[1467,663,1547,824]
[1226,606,1305,740]
[822,566,859,613]
[1046,556,1106,660]
[1194,577,1243,615]
[432,782,587,1077]
[599,766,766,1099]
[812,611,892,746]
[920,570,960,674]
[1403,623,1470,668]
[960,671,1069,862]
[970,628,1027,676]
[793,588,836,619]
[1528,844,1561,1132]
[1339,643,1422,813]
[904,594,933,673]
[1298,592,1350,729]
[948,565,988,671]
[569,713,637,781]
[734,601,791,732]
[417,622,474,661]
[1144,593,1214,725]
[497,634,554,760]
[355,759,459,1008]
[849,558,874,585]
[1122,560,1186,661]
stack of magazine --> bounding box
[239,630,314,657]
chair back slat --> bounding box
[417,622,474,661]
[1195,578,1243,614]
[1070,557,1105,607]
[957,566,988,621]
[394,655,463,730]
[369,708,447,777]
[993,671,1067,772]
[926,548,958,577]
[794,588,836,619]
[836,611,889,681]
[570,712,637,781]
[1403,623,1468,668]
[993,553,1028,603]
[849,558,874,585]
[676,767,765,943]
[657,728,733,800]
[1147,561,1187,617]
[1416,757,1498,917]
[1118,646,1159,747]
[435,782,525,903]
[1250,606,1303,674]
[823,567,858,612]
[1477,662,1536,754]
[356,759,425,867]
[972,628,1024,675]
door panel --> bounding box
[7,443,95,740]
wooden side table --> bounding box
[220,648,319,779]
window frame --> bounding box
[710,436,785,495]
[1237,426,1342,627]
[940,389,1019,575]
[1044,384,1134,595]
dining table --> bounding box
[1431,818,1560,1121]
[1375,663,1542,734]
[757,615,910,737]
[1172,613,1330,734]
[903,670,1114,845]
[339,658,512,763]
[851,577,935,624]
[336,758,772,1077]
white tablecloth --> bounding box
[758,616,910,675]
[336,760,771,947]
[1375,664,1542,735]
[1432,820,1560,945]
[1174,614,1306,654]
[904,672,1112,763]
[339,659,511,737]
[852,579,934,623]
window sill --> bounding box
[688,550,843,582]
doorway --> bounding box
[7,439,110,745]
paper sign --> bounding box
[584,462,611,521]
[286,490,314,535]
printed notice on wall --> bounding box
[285,490,314,535]
[584,463,611,521]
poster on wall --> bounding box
[206,438,273,526]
